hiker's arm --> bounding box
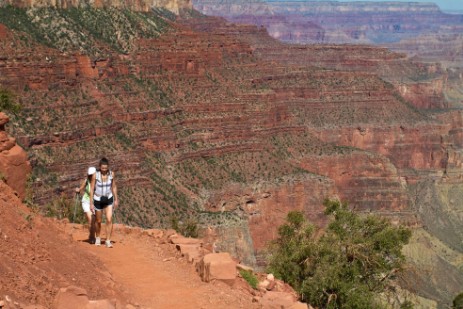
[75,179,85,194]
[112,172,119,209]
[89,174,96,212]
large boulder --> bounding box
[176,243,203,263]
[197,252,237,285]
[171,235,204,263]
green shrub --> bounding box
[0,88,21,115]
[454,292,463,309]
[267,199,411,309]
[400,300,414,309]
[45,194,85,223]
[170,215,199,238]
[240,269,259,290]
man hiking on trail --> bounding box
[75,166,97,243]
[89,157,119,248]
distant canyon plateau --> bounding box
[0,0,463,307]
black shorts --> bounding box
[94,196,114,210]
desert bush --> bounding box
[453,292,463,309]
[45,194,85,223]
[170,215,199,238]
[240,269,259,290]
[0,88,21,115]
[267,199,411,309]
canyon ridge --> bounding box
[0,0,463,307]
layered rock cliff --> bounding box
[1,5,463,306]
[192,0,463,70]
[1,0,191,13]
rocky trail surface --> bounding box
[69,224,259,309]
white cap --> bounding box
[87,166,96,175]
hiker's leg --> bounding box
[84,211,95,241]
[90,213,96,239]
[85,211,92,225]
[85,211,92,232]
[95,209,102,238]
[104,205,113,241]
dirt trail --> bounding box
[71,226,258,309]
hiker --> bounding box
[75,166,96,243]
[90,157,119,248]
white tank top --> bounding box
[94,171,113,201]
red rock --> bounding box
[85,299,115,309]
[143,228,164,238]
[0,113,31,199]
[0,24,7,39]
[236,264,254,272]
[53,286,90,309]
[259,291,296,309]
[197,252,237,285]
[164,229,178,238]
[266,280,276,291]
[176,243,203,263]
[169,235,203,245]
[289,302,310,309]
[258,279,270,291]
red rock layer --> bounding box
[0,12,462,276]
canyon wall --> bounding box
[192,0,463,75]
[1,6,462,305]
[1,0,191,12]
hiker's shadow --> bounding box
[77,238,118,245]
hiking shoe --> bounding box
[105,240,113,248]
[95,237,101,246]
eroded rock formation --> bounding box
[0,5,462,306]
[0,112,31,199]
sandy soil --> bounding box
[70,225,259,309]
[0,181,259,308]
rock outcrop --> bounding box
[0,112,31,199]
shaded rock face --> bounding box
[0,112,31,199]
[1,0,191,13]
